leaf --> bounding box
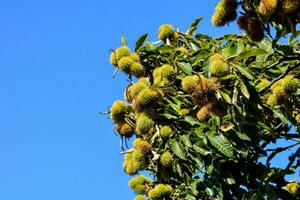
[220,122,235,132]
[235,131,251,141]
[232,85,239,104]
[235,64,255,80]
[186,17,203,36]
[207,131,234,158]
[239,79,250,99]
[205,187,214,196]
[273,110,289,124]
[219,90,232,104]
[145,41,156,51]
[193,144,211,155]
[177,62,193,75]
[260,38,273,54]
[226,177,236,185]
[276,45,294,56]
[160,113,178,120]
[289,30,300,43]
[233,48,268,62]
[181,135,192,148]
[194,127,207,144]
[135,33,148,52]
[169,140,187,160]
[222,40,245,58]
[184,116,199,126]
[185,194,196,200]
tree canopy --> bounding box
[106,1,300,199]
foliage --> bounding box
[106,6,300,199]
[211,0,300,42]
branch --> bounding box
[260,62,300,94]
[262,56,300,73]
[266,142,300,166]
[285,147,300,171]
[279,133,300,139]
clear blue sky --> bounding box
[0,1,298,200]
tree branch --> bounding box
[260,62,300,94]
[262,56,300,73]
[285,147,300,171]
[266,142,300,166]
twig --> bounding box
[112,68,119,78]
[99,111,109,114]
[260,62,300,93]
[285,147,300,171]
[120,148,134,155]
[262,56,300,73]
[266,142,300,166]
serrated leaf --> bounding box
[233,48,268,62]
[181,135,192,148]
[186,17,203,36]
[145,41,156,51]
[193,144,211,155]
[273,110,289,124]
[185,194,196,200]
[207,131,234,158]
[135,33,148,52]
[239,79,250,99]
[235,131,251,141]
[184,116,199,126]
[222,40,245,58]
[177,62,192,75]
[219,90,232,104]
[160,113,178,120]
[232,85,239,104]
[169,140,187,160]
[235,64,255,80]
[194,127,207,144]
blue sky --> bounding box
[0,1,298,200]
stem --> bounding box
[262,56,300,73]
[260,62,300,94]
[285,147,300,171]
[266,142,300,166]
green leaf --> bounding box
[181,135,193,148]
[226,177,236,185]
[233,48,268,62]
[276,45,294,56]
[205,187,214,196]
[235,64,255,80]
[239,79,250,99]
[232,85,239,104]
[145,41,156,51]
[135,33,148,52]
[219,90,232,104]
[194,127,207,144]
[169,140,187,160]
[260,38,273,54]
[184,116,199,126]
[193,144,211,155]
[235,131,251,141]
[186,17,203,36]
[207,131,234,158]
[289,30,300,43]
[185,194,196,200]
[222,40,245,58]
[160,113,178,120]
[273,110,289,124]
[177,62,193,75]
